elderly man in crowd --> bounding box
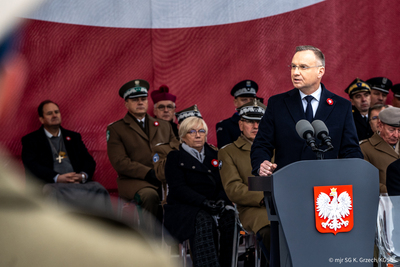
[219,99,270,265]
[360,107,400,194]
[368,104,388,134]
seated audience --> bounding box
[163,116,236,267]
[21,100,112,214]
[151,84,179,138]
[107,79,178,230]
[152,104,203,203]
[218,99,270,264]
[360,107,400,194]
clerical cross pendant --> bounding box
[56,152,66,163]
[56,155,63,163]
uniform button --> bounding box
[192,166,195,169]
[208,170,211,173]
[181,163,184,166]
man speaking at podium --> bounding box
[250,45,363,266]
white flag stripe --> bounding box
[25,0,324,28]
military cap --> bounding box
[392,84,400,98]
[151,85,177,104]
[236,99,266,121]
[378,107,400,127]
[366,77,393,94]
[344,78,371,97]
[175,104,202,124]
[230,80,258,98]
[119,79,149,100]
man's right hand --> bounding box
[259,160,277,176]
[57,172,79,183]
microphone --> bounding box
[311,120,334,149]
[295,119,316,150]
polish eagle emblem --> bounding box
[314,186,354,234]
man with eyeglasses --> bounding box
[360,107,400,194]
[107,79,179,223]
[368,104,388,133]
[151,85,179,138]
[219,99,271,266]
[366,77,393,106]
[344,78,374,141]
[251,45,362,266]
[216,80,259,149]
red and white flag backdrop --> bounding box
[2,0,399,191]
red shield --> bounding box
[314,185,354,235]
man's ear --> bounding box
[317,66,325,79]
[0,53,28,122]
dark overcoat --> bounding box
[21,126,96,183]
[216,113,241,149]
[163,143,231,243]
[251,84,363,174]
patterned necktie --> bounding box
[304,95,314,122]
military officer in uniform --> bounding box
[216,80,259,148]
[391,84,400,108]
[344,78,374,141]
[107,79,179,219]
[360,107,400,194]
[218,99,270,264]
[366,77,393,106]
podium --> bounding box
[248,158,379,266]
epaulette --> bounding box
[359,139,368,145]
[209,144,218,151]
[220,143,233,150]
[107,119,123,127]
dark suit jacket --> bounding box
[352,106,373,141]
[216,112,241,148]
[251,84,363,174]
[21,126,96,184]
[387,158,400,196]
[163,143,231,243]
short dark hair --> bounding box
[368,104,388,119]
[38,100,59,117]
[295,45,325,67]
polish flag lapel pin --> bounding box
[326,98,333,105]
[154,121,159,126]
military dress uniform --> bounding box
[107,113,177,200]
[216,80,259,148]
[218,136,269,233]
[360,132,400,194]
[219,100,271,261]
[352,106,373,141]
[107,79,178,219]
[344,78,373,141]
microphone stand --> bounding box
[311,144,334,160]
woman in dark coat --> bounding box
[164,116,236,267]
